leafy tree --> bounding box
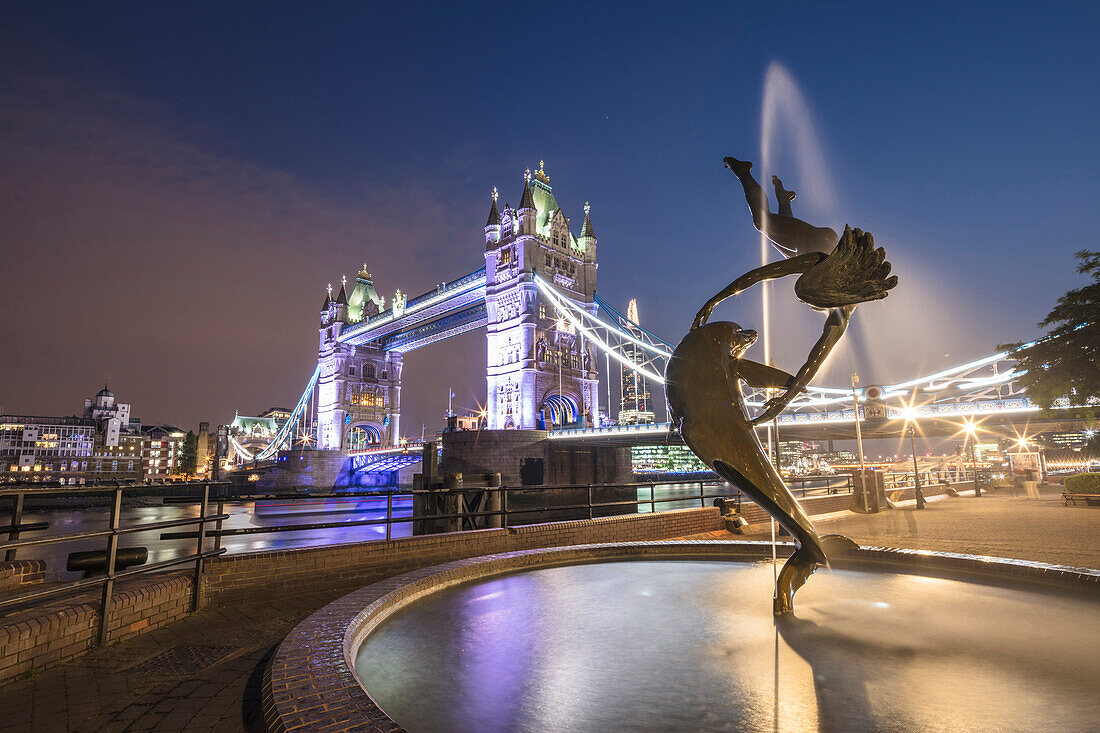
[179,430,199,477]
[1000,250,1099,409]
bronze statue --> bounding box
[666,157,898,614]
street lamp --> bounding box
[852,373,865,471]
[962,419,981,497]
[902,402,925,509]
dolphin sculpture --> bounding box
[666,320,858,614]
[666,159,898,614]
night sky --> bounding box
[1,2,1096,433]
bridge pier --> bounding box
[439,429,632,487]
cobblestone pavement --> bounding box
[2,484,1096,732]
[0,587,352,733]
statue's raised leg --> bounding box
[724,156,839,255]
[772,175,796,218]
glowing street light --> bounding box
[902,394,926,510]
[851,373,865,471]
[959,418,982,497]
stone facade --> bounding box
[317,267,403,450]
[484,164,600,430]
[439,429,632,487]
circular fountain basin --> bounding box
[262,542,1100,733]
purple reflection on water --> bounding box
[357,560,1100,733]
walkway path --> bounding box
[1,484,1095,732]
[817,483,1100,568]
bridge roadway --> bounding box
[548,405,1091,445]
[327,401,1090,468]
[336,267,488,353]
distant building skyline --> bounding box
[618,299,655,425]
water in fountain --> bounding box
[757,61,841,375]
[357,560,1100,732]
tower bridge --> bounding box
[313,162,601,454]
[228,162,1093,473]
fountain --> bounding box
[355,557,1100,732]
[260,72,1100,733]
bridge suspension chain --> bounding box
[534,276,1036,415]
[228,365,321,463]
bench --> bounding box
[1062,492,1100,507]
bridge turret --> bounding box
[577,201,597,259]
[484,187,501,247]
[333,279,349,323]
[485,162,600,431]
[347,265,384,322]
[517,168,537,236]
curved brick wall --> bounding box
[262,540,1100,732]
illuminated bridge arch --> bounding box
[346,423,383,452]
[543,394,580,428]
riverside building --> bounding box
[141,425,186,479]
[0,384,145,483]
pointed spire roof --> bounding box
[321,289,332,310]
[335,284,348,305]
[519,168,535,210]
[486,187,500,226]
[581,201,596,238]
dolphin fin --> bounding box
[819,534,859,561]
[773,535,859,616]
[737,359,795,390]
[774,545,819,615]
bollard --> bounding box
[485,473,502,529]
[443,473,463,532]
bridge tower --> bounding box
[484,163,600,430]
[316,266,403,450]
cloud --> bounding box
[0,73,475,428]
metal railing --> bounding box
[786,474,853,497]
[0,481,228,645]
[0,474,864,631]
[158,479,742,542]
[880,469,987,492]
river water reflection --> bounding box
[13,482,764,580]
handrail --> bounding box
[0,480,231,497]
[0,548,226,610]
[0,481,227,646]
[0,474,864,625]
[159,489,740,540]
[157,476,855,541]
[0,513,230,552]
